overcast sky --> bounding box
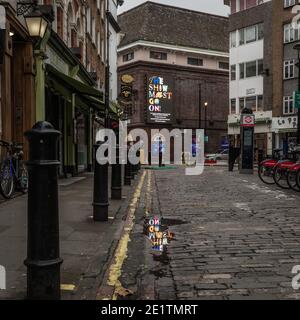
[118,0,230,16]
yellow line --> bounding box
[105,171,147,300]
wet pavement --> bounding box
[99,166,300,300]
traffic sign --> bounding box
[294,91,300,109]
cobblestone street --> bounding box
[105,166,300,300]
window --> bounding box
[123,52,134,62]
[237,23,263,46]
[230,31,236,48]
[257,95,264,111]
[230,99,236,114]
[231,65,236,81]
[257,23,264,40]
[150,51,167,60]
[245,25,257,44]
[284,23,297,43]
[219,62,229,70]
[257,59,264,75]
[284,59,295,79]
[239,97,245,110]
[246,96,257,112]
[246,61,258,77]
[240,60,264,79]
[187,57,203,66]
[284,0,296,8]
[283,96,294,114]
[239,28,245,46]
[239,63,245,79]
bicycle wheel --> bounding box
[297,169,300,190]
[273,166,290,189]
[18,162,28,194]
[287,170,300,192]
[258,165,275,184]
[0,159,15,199]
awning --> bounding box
[45,64,105,112]
[45,64,120,118]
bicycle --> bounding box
[0,140,28,199]
[258,149,282,185]
[273,144,300,190]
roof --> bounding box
[118,1,229,53]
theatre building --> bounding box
[117,2,229,156]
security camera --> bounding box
[117,0,124,6]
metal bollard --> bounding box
[124,145,132,186]
[93,142,109,221]
[111,144,122,199]
[24,121,63,300]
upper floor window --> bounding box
[230,98,236,114]
[231,65,236,81]
[230,31,236,48]
[232,23,263,47]
[284,0,296,8]
[284,59,295,79]
[123,52,134,62]
[219,62,229,70]
[239,59,264,79]
[187,57,203,66]
[283,96,294,114]
[150,51,167,60]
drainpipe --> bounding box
[34,28,50,121]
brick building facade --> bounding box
[118,2,229,156]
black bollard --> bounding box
[93,142,109,221]
[24,121,63,300]
[124,145,132,186]
[111,144,122,199]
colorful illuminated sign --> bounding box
[144,216,174,252]
[147,76,173,124]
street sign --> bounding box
[293,91,300,109]
[241,114,255,127]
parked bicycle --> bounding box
[258,148,282,185]
[273,144,300,191]
[0,140,28,199]
[258,143,300,192]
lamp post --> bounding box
[204,102,208,142]
[294,43,300,144]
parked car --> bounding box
[205,149,229,161]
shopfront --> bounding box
[273,115,298,156]
[42,31,105,177]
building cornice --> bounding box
[118,60,230,77]
[118,40,229,58]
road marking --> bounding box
[60,284,76,291]
[97,171,147,300]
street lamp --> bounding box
[24,9,48,40]
[293,43,300,144]
[204,102,208,142]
